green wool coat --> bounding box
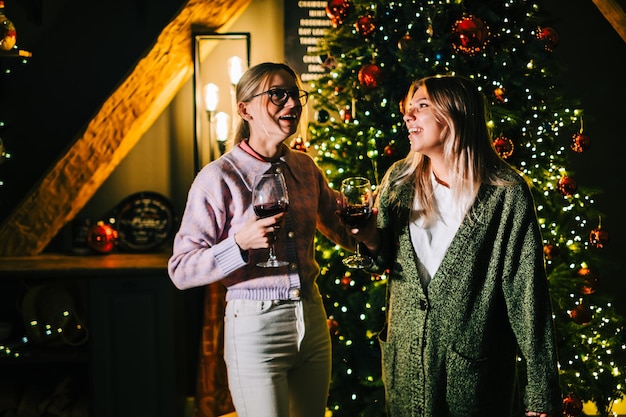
[374,164,562,417]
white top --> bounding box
[409,173,464,288]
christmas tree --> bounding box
[300,1,626,416]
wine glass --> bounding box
[340,176,374,269]
[252,172,290,268]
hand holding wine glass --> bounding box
[253,172,290,268]
[340,176,374,269]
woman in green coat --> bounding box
[356,75,562,417]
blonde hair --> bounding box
[381,75,513,223]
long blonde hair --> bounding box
[380,75,513,222]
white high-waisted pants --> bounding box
[224,298,331,417]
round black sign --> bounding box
[113,191,175,252]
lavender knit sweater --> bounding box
[168,143,354,302]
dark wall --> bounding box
[0,0,185,223]
[545,0,626,316]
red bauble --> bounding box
[87,221,118,254]
[578,267,600,295]
[341,275,353,288]
[557,176,577,196]
[327,317,339,335]
[563,393,583,416]
[452,16,489,55]
[589,226,609,249]
[493,87,506,103]
[326,0,352,28]
[355,15,376,36]
[570,303,593,325]
[543,243,560,260]
[358,63,383,88]
[493,136,514,159]
[570,132,591,153]
[538,26,559,51]
[384,143,396,157]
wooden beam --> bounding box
[0,0,251,256]
[592,0,626,43]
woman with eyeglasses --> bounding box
[168,62,355,417]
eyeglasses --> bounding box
[251,88,309,106]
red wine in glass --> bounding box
[254,201,289,218]
[341,204,372,228]
[252,172,290,268]
[340,177,374,269]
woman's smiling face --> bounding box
[402,85,445,157]
[244,69,302,149]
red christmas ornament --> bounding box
[384,143,396,157]
[543,243,560,260]
[589,226,609,249]
[493,136,514,159]
[537,26,559,51]
[340,104,353,122]
[327,317,339,335]
[452,16,489,55]
[290,137,308,152]
[577,267,600,295]
[87,221,119,254]
[326,0,352,28]
[562,393,583,416]
[493,87,506,103]
[570,303,593,325]
[341,275,353,288]
[570,132,591,153]
[358,63,383,88]
[355,15,376,36]
[557,176,577,196]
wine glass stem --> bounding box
[355,241,362,258]
[268,244,277,262]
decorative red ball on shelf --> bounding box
[451,15,489,55]
[537,26,559,51]
[87,221,119,254]
[557,176,577,196]
[358,63,383,88]
[355,15,376,36]
[326,0,352,28]
[589,226,609,249]
[493,136,514,159]
[562,393,583,416]
[570,303,593,325]
[570,132,591,153]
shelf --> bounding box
[0,249,171,278]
